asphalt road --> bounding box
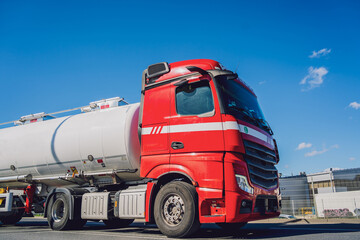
[0,218,359,240]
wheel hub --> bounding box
[51,199,65,223]
[163,194,185,226]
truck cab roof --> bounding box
[146,59,222,85]
[144,59,256,97]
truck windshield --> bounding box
[216,76,273,135]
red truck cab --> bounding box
[139,59,280,231]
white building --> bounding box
[307,168,360,194]
[279,167,360,217]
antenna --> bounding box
[234,62,241,74]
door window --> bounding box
[175,81,214,116]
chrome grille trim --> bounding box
[244,140,278,189]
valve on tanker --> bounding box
[14,112,55,126]
[81,97,128,112]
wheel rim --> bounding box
[51,199,65,223]
[162,194,185,226]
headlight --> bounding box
[235,174,254,194]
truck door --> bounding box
[169,76,224,189]
[140,83,171,177]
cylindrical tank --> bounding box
[0,103,141,186]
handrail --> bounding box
[0,97,129,127]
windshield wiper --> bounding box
[255,118,274,135]
[228,106,274,135]
[227,106,260,127]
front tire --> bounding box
[154,181,200,238]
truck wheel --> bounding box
[217,222,247,232]
[154,181,200,238]
[103,218,134,228]
[0,211,24,225]
[47,193,72,230]
[0,198,24,225]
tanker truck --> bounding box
[0,59,280,237]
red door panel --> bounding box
[169,78,224,154]
[141,84,170,156]
[169,77,225,190]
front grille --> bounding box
[243,140,278,189]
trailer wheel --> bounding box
[0,211,24,225]
[0,198,24,225]
[103,218,134,228]
[154,181,200,238]
[217,222,247,232]
[47,193,72,230]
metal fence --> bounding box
[279,169,360,218]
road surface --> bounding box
[0,218,359,240]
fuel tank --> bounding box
[0,103,141,187]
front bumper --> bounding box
[197,188,280,224]
[223,152,280,223]
[224,190,280,223]
[197,152,280,224]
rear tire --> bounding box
[103,218,134,228]
[47,193,72,230]
[154,181,200,238]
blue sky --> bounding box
[0,1,359,176]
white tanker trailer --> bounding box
[0,97,146,229]
[0,97,141,188]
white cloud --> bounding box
[305,148,328,157]
[259,81,266,85]
[349,157,356,161]
[349,101,360,110]
[309,48,331,58]
[300,66,328,91]
[331,144,339,149]
[296,142,312,150]
[304,144,339,157]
